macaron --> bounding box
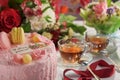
[0,31,11,49]
[13,54,23,64]
[22,54,32,64]
[11,27,25,44]
[17,27,25,44]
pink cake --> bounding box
[0,32,57,80]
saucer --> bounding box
[57,53,93,69]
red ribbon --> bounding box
[63,60,115,80]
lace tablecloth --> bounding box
[56,21,120,80]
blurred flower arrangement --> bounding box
[0,0,86,46]
[80,0,120,34]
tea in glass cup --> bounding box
[58,38,87,64]
[85,32,109,53]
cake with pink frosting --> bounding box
[0,29,57,80]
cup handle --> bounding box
[78,42,93,64]
[84,42,93,53]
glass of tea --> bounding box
[58,38,91,65]
[85,31,109,53]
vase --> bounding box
[95,29,120,39]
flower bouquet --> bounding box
[0,0,86,47]
[80,0,120,35]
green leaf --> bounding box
[44,15,52,22]
[42,6,51,13]
[107,0,111,7]
[14,0,23,3]
[86,15,120,34]
[58,14,76,23]
[80,9,92,20]
[80,9,86,19]
[21,22,31,32]
[9,0,23,4]
[26,1,36,8]
[41,0,48,3]
[67,23,86,35]
[38,29,45,34]
[8,0,21,9]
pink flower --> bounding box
[34,9,42,16]
[21,0,42,17]
[24,7,34,17]
[93,1,107,17]
[80,0,90,8]
[33,0,42,7]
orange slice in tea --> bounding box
[61,45,82,53]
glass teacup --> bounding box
[85,31,109,53]
[58,38,91,65]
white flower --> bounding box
[41,3,56,24]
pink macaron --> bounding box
[0,31,11,50]
[13,54,23,64]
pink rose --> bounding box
[24,7,34,17]
[93,1,107,17]
[21,0,42,17]
[0,8,21,33]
